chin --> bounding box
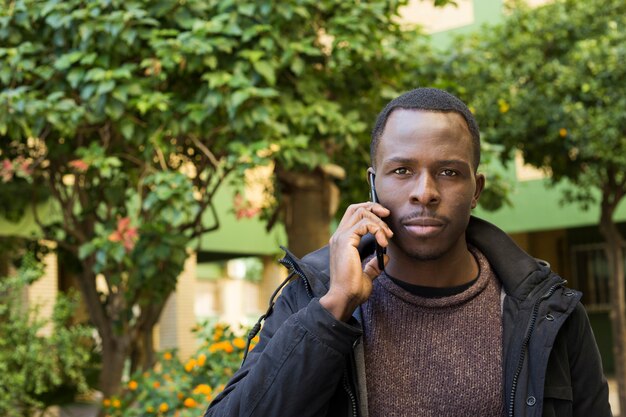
[394,236,451,262]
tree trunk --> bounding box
[599,201,626,413]
[72,264,131,400]
[99,335,130,398]
[277,167,343,258]
[130,302,166,375]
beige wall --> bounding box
[26,249,58,337]
[193,256,288,328]
[156,253,288,358]
[398,0,475,33]
[156,251,198,359]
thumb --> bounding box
[362,254,389,280]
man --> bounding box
[204,88,612,416]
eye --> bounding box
[393,167,412,175]
[440,169,457,177]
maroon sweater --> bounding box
[362,247,504,417]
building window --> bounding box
[570,243,625,311]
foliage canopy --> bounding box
[0,0,465,396]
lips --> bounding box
[401,217,445,238]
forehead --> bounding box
[376,109,474,165]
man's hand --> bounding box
[319,202,393,321]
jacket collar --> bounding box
[281,216,552,302]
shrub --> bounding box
[0,252,94,417]
[102,322,257,417]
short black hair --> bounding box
[370,87,480,171]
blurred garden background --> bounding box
[1,0,625,415]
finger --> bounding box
[370,203,391,218]
[339,202,390,226]
[374,226,392,247]
[341,207,393,237]
[349,219,393,245]
[363,254,389,280]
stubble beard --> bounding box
[393,235,450,262]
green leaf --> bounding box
[54,51,83,71]
[97,80,115,95]
[230,90,249,111]
[253,61,276,85]
[290,57,304,75]
[120,119,135,140]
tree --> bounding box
[227,0,447,257]
[1,0,465,397]
[444,0,626,409]
[0,0,274,397]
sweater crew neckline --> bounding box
[377,246,494,310]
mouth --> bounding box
[401,217,445,238]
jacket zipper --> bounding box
[343,371,358,417]
[279,257,314,299]
[507,279,565,417]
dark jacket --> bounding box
[205,217,612,417]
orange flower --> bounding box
[559,128,567,137]
[146,406,155,413]
[163,352,173,360]
[153,381,161,389]
[209,341,234,353]
[102,398,111,407]
[213,330,223,341]
[193,384,212,395]
[177,392,184,400]
[128,380,138,391]
[112,399,121,408]
[184,358,197,372]
[159,402,169,413]
[197,353,206,367]
[252,335,260,343]
[184,398,198,408]
[232,337,246,349]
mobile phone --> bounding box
[368,172,386,271]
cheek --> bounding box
[448,191,476,213]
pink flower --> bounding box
[233,192,260,220]
[18,159,33,176]
[1,159,14,183]
[69,159,89,172]
[235,207,260,220]
[108,217,139,252]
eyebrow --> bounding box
[384,157,471,169]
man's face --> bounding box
[370,109,484,262]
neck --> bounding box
[384,239,478,288]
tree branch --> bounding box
[47,170,87,244]
[190,135,221,170]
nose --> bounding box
[409,171,440,206]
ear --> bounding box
[367,167,375,185]
[471,173,486,209]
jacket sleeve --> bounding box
[566,303,613,417]
[204,278,362,417]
